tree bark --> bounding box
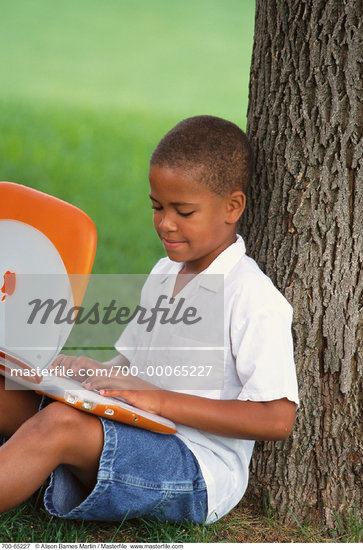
[240,0,362,527]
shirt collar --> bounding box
[159,235,246,292]
[200,234,246,291]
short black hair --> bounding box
[150,115,253,195]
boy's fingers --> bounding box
[50,355,92,380]
[82,376,103,390]
[30,373,43,384]
[52,354,67,367]
[49,355,75,377]
[82,376,117,391]
[81,374,156,392]
[51,354,72,371]
[99,389,140,405]
[99,389,130,398]
[82,375,133,391]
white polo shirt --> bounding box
[115,235,299,523]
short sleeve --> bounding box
[232,303,299,406]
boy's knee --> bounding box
[38,401,81,431]
[15,401,102,469]
[26,401,83,449]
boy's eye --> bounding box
[177,211,194,217]
[151,205,194,217]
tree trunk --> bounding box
[240,0,362,527]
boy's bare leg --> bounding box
[0,400,104,514]
[0,376,42,437]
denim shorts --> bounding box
[43,414,207,523]
[0,398,207,523]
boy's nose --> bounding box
[159,214,177,231]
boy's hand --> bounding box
[50,354,107,382]
[82,373,164,416]
[49,355,164,415]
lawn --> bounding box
[1,489,360,543]
[0,0,255,273]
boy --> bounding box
[0,115,298,523]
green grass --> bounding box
[0,98,169,273]
[1,490,361,543]
[0,0,254,122]
[1,0,255,273]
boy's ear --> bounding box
[225,191,246,223]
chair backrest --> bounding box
[0,181,97,369]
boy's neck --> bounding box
[172,272,195,297]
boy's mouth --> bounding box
[161,237,186,249]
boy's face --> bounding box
[149,164,244,274]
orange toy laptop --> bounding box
[0,182,176,434]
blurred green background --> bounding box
[1,0,255,272]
